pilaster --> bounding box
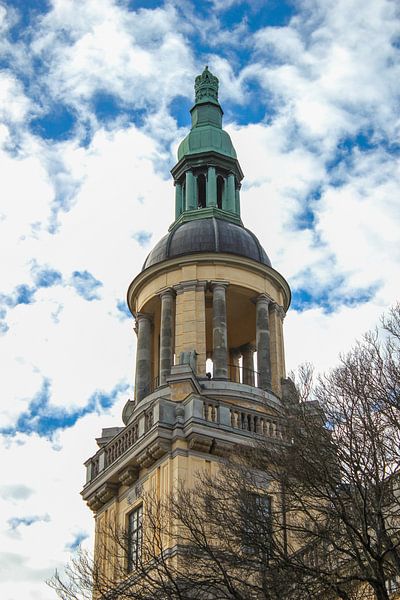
[174,280,207,376]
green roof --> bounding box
[177,126,237,161]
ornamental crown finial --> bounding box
[194,66,219,103]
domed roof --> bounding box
[143,218,271,270]
[177,126,237,162]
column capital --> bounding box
[210,280,229,291]
[240,343,256,354]
[230,347,242,359]
[134,312,153,323]
[253,293,273,305]
[270,302,286,321]
[174,280,207,295]
[159,287,176,299]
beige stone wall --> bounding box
[94,446,223,570]
[174,284,207,376]
[93,445,283,593]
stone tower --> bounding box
[82,67,291,581]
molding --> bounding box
[133,311,153,323]
[240,343,256,354]
[119,467,139,487]
[127,252,291,313]
[171,151,244,182]
[270,302,286,321]
[136,439,171,468]
[158,287,176,299]
[86,482,118,512]
[173,279,207,294]
[252,292,274,305]
[170,207,242,230]
[209,280,229,291]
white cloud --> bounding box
[0,403,126,599]
[0,74,31,125]
[31,0,196,116]
[250,0,400,147]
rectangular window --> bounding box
[127,505,143,572]
[241,493,272,555]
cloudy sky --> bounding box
[0,0,399,597]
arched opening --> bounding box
[197,174,206,208]
[206,357,213,379]
[217,175,224,209]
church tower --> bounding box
[82,67,291,582]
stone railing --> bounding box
[85,397,283,485]
[230,408,282,438]
[85,407,154,484]
[203,400,219,423]
[105,421,139,466]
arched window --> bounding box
[197,174,206,208]
[217,176,224,209]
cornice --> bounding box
[127,252,291,313]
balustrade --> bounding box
[105,422,139,466]
[230,408,281,438]
[203,401,218,422]
[85,397,283,485]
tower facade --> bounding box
[82,67,291,585]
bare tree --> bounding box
[257,304,400,600]
[49,465,294,600]
[49,305,400,600]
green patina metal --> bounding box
[177,67,236,161]
[170,67,244,228]
[194,65,219,104]
[173,206,242,229]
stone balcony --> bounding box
[82,366,285,511]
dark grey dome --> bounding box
[143,218,271,270]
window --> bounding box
[127,505,143,572]
[197,174,206,208]
[386,575,400,594]
[241,493,272,556]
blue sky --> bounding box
[0,0,399,598]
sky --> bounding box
[0,0,399,598]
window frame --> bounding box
[127,504,143,572]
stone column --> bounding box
[235,185,241,216]
[159,289,175,385]
[207,166,217,207]
[185,170,196,211]
[225,173,236,212]
[175,182,183,220]
[229,348,241,382]
[256,294,272,390]
[211,282,228,379]
[134,313,153,403]
[241,343,256,386]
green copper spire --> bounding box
[170,68,244,230]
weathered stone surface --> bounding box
[159,289,175,385]
[256,295,272,390]
[134,313,152,403]
[212,282,228,379]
